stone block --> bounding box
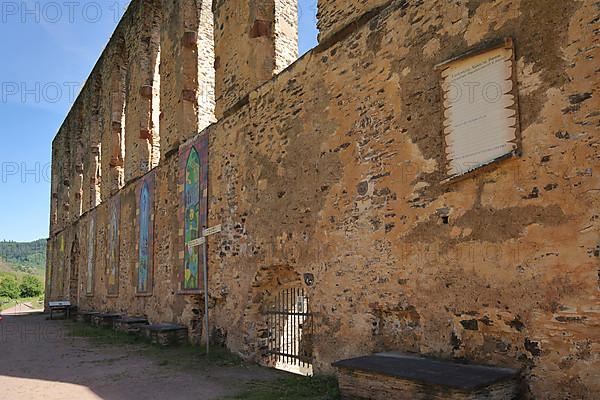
[76,311,100,324]
[141,323,188,346]
[113,316,149,335]
[91,313,123,328]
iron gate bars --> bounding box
[266,287,313,369]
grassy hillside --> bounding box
[0,239,46,277]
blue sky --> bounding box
[0,0,318,242]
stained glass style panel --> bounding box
[178,134,208,292]
[107,196,120,296]
[184,148,201,290]
[138,181,152,293]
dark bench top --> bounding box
[144,323,187,332]
[96,313,123,319]
[118,317,149,324]
[332,352,519,390]
[79,311,101,315]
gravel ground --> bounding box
[0,312,282,400]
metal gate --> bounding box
[266,287,313,375]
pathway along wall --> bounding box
[47,1,599,399]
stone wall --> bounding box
[47,1,599,398]
[159,0,215,158]
[213,0,298,117]
[275,0,299,72]
[316,0,389,43]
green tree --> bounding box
[0,239,46,275]
[19,275,43,298]
[0,296,11,308]
[0,275,20,299]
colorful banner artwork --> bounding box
[58,234,65,296]
[47,241,53,295]
[178,133,208,291]
[137,171,155,294]
[107,195,120,296]
[86,212,95,295]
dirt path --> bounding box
[0,312,282,400]
[1,302,44,315]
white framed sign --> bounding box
[436,38,521,181]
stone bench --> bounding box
[332,352,520,400]
[113,316,149,335]
[76,311,101,323]
[91,313,123,328]
[141,323,188,346]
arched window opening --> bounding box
[109,54,127,193]
[125,0,161,181]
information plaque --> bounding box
[436,38,521,181]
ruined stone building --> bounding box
[46,0,598,398]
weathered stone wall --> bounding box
[208,1,599,397]
[47,1,598,399]
[123,0,162,183]
[316,0,388,43]
[213,0,298,117]
[159,0,215,158]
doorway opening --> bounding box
[266,287,313,376]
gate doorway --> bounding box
[266,287,313,376]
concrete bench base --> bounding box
[141,324,188,346]
[333,353,519,400]
[91,313,123,328]
[113,317,149,334]
[76,311,100,323]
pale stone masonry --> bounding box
[213,0,298,117]
[274,0,299,72]
[159,0,216,157]
[47,1,599,398]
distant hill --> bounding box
[0,239,46,277]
